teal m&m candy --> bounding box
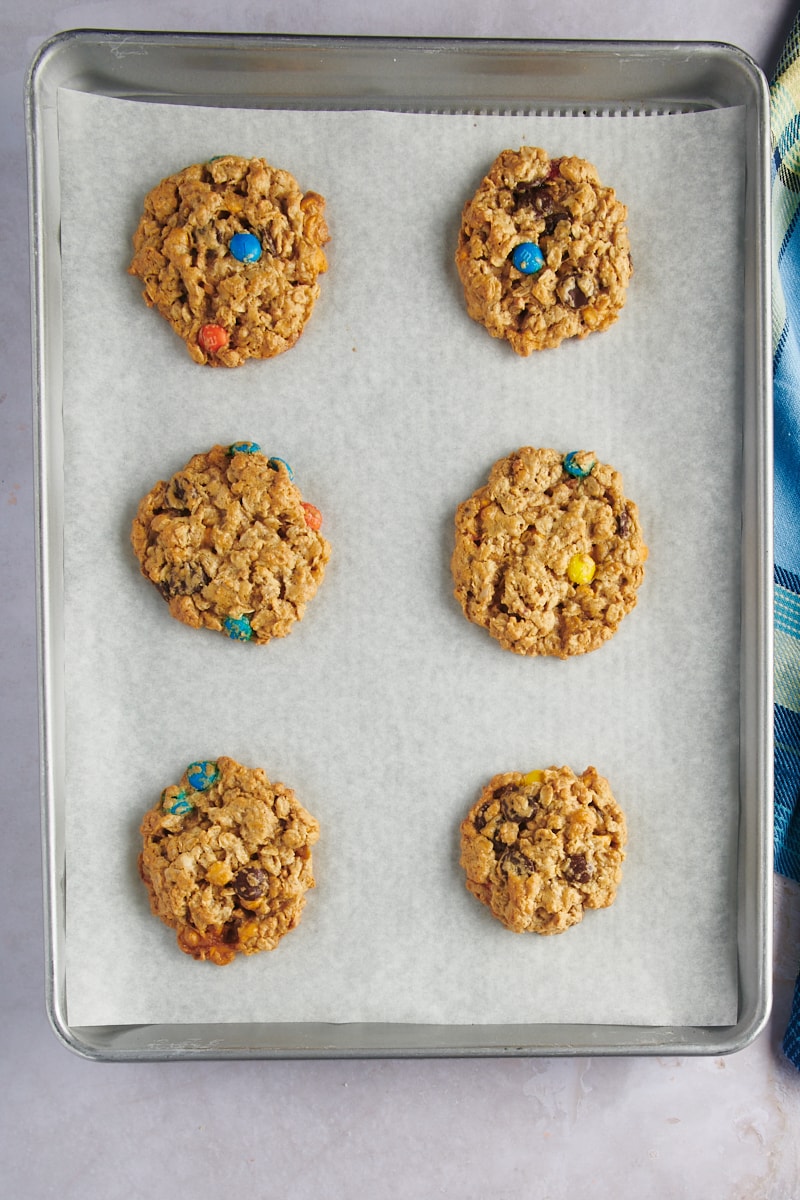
[223,615,254,642]
[229,232,262,262]
[228,441,261,456]
[162,787,193,816]
[509,242,545,275]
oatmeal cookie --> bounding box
[460,766,626,934]
[139,756,320,964]
[131,441,330,644]
[455,147,632,354]
[128,155,329,366]
[451,447,647,658]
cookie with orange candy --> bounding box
[128,154,329,366]
[131,442,330,644]
[140,756,319,964]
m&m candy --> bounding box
[563,451,596,479]
[567,554,596,585]
[162,788,194,816]
[223,615,254,642]
[268,457,294,480]
[228,441,261,456]
[229,232,263,262]
[301,502,323,531]
[186,761,220,791]
[198,324,229,354]
[509,242,545,275]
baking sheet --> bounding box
[56,87,746,1029]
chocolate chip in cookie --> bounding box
[455,147,632,354]
[460,766,626,934]
[139,756,320,964]
[131,441,330,644]
[451,446,647,658]
[128,155,329,366]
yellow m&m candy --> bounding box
[567,553,596,585]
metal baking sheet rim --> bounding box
[25,30,774,1061]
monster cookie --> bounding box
[128,155,329,366]
[451,447,647,658]
[131,442,330,643]
[139,756,320,964]
[460,766,626,934]
[455,147,632,355]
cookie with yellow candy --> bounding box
[451,446,647,658]
[139,756,320,965]
[460,766,626,934]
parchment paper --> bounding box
[56,87,746,1028]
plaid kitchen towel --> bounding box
[772,10,800,1067]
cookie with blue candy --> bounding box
[139,756,320,964]
[451,447,647,657]
[128,154,329,366]
[131,442,330,644]
[455,147,632,354]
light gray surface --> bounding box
[3,1,800,1196]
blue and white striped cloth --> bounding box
[771,10,800,1067]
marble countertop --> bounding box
[4,2,800,1196]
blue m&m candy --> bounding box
[186,761,220,791]
[228,441,261,456]
[563,451,596,479]
[223,615,254,642]
[509,242,545,275]
[229,232,263,262]
[267,457,294,480]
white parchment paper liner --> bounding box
[55,88,746,1028]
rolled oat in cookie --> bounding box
[451,447,647,658]
[128,155,329,366]
[131,441,330,644]
[455,147,632,354]
[139,756,320,964]
[460,766,626,934]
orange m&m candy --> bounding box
[198,324,229,354]
[301,502,323,531]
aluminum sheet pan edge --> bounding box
[26,32,773,1060]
